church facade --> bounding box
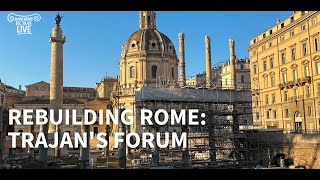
[111,11,180,134]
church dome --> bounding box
[118,11,179,89]
[124,28,176,55]
[122,11,177,57]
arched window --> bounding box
[171,67,174,79]
[151,65,157,79]
[129,66,135,78]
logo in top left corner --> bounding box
[7,13,41,35]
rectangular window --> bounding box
[256,112,259,120]
[302,43,307,56]
[308,106,312,116]
[270,58,274,69]
[263,33,266,38]
[263,59,267,71]
[266,111,270,119]
[306,86,311,98]
[171,67,174,79]
[129,66,135,78]
[152,65,157,78]
[273,110,277,119]
[241,75,245,83]
[294,89,299,100]
[281,35,285,42]
[262,45,266,51]
[284,90,288,102]
[293,69,298,82]
[252,49,256,55]
[304,65,309,77]
[301,24,306,31]
[272,93,276,104]
[253,64,257,74]
[317,62,320,75]
[285,109,289,118]
[312,17,317,26]
[255,96,259,106]
[290,30,295,37]
[281,52,286,64]
[290,16,294,23]
[291,48,296,60]
[281,23,284,28]
[318,83,320,96]
[253,39,256,43]
[264,76,268,88]
[265,94,269,105]
[315,38,318,52]
[147,15,151,25]
[282,72,287,83]
[271,76,275,87]
[269,41,272,47]
[269,29,273,35]
[240,64,244,69]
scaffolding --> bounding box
[128,79,261,168]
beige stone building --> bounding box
[25,81,96,100]
[25,81,50,97]
[247,11,320,132]
[95,76,117,99]
[186,57,251,89]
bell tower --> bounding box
[139,11,156,29]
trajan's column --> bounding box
[49,13,66,158]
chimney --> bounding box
[205,35,212,88]
[229,39,236,89]
[179,32,186,87]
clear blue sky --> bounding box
[0,11,291,90]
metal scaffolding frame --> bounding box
[128,79,261,168]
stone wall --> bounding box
[257,131,320,169]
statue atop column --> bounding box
[55,13,62,25]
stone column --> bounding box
[80,109,90,169]
[39,108,48,168]
[49,17,66,159]
[143,59,147,85]
[118,109,126,168]
[229,39,236,89]
[28,120,35,160]
[151,125,159,167]
[205,35,212,88]
[179,32,186,87]
[181,125,190,167]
